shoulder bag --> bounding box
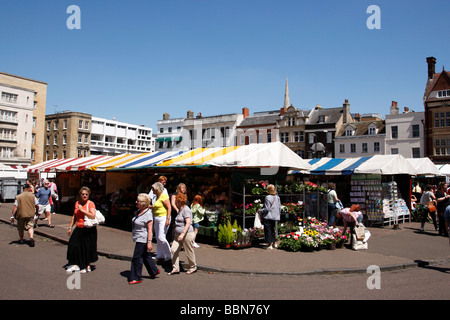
[354,225,365,240]
[84,201,106,228]
[427,201,436,213]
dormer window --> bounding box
[368,126,377,135]
[318,115,325,123]
[345,128,354,136]
[438,90,450,98]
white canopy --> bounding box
[406,158,441,176]
[353,155,417,175]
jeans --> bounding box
[328,202,336,226]
[263,219,276,244]
[129,242,159,281]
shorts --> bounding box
[38,204,51,215]
[17,217,34,232]
[192,222,200,229]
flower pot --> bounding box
[336,242,344,248]
[326,242,336,250]
[219,243,231,249]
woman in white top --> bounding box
[327,182,340,227]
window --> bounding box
[362,143,368,153]
[63,135,67,145]
[412,124,420,138]
[1,92,18,103]
[391,148,399,155]
[63,151,66,159]
[63,120,67,129]
[47,122,50,131]
[412,148,420,158]
[374,142,380,152]
[368,127,376,135]
[437,90,450,98]
[339,144,345,153]
[79,120,83,129]
[78,134,82,143]
[267,132,272,143]
[391,126,398,139]
[346,128,353,136]
[350,144,356,153]
[160,128,164,133]
[84,121,89,130]
[32,117,36,128]
[294,131,304,142]
[53,136,57,145]
[53,151,57,159]
[54,122,57,130]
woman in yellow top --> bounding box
[151,182,172,261]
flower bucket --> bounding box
[326,242,336,250]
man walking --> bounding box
[34,180,53,228]
[10,184,39,247]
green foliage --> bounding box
[218,221,234,245]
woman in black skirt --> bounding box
[66,187,98,273]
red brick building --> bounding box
[423,57,450,164]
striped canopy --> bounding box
[25,142,312,173]
[302,155,423,175]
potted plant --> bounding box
[217,221,234,248]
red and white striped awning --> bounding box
[27,156,112,173]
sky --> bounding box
[1,0,449,131]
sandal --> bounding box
[167,269,180,275]
[186,267,197,275]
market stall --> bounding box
[293,155,440,226]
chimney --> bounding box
[242,107,249,119]
[187,110,194,119]
[390,101,399,115]
[427,57,436,80]
[163,113,170,120]
[404,107,410,113]
[354,113,361,122]
[196,112,202,118]
[342,99,350,123]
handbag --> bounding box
[84,201,105,228]
[351,234,368,250]
[426,201,436,213]
[354,225,365,241]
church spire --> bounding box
[283,77,290,110]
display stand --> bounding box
[382,181,410,226]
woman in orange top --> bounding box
[66,187,98,273]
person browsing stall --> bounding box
[258,184,281,250]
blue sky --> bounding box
[1,0,449,130]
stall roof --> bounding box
[25,143,313,173]
[26,156,112,173]
[296,154,420,175]
[436,163,450,176]
[406,158,441,176]
[157,142,312,171]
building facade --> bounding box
[424,57,450,164]
[45,112,92,160]
[0,72,47,165]
[335,113,385,158]
[156,113,185,151]
[90,116,154,155]
[0,83,35,165]
[45,112,154,159]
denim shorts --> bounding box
[192,222,200,229]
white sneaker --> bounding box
[267,245,273,250]
[193,242,200,248]
[66,265,80,273]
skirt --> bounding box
[67,226,98,269]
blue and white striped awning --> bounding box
[295,155,419,175]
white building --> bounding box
[90,116,154,155]
[182,110,244,150]
[385,104,424,158]
[156,113,185,151]
[0,83,35,166]
[334,113,385,158]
